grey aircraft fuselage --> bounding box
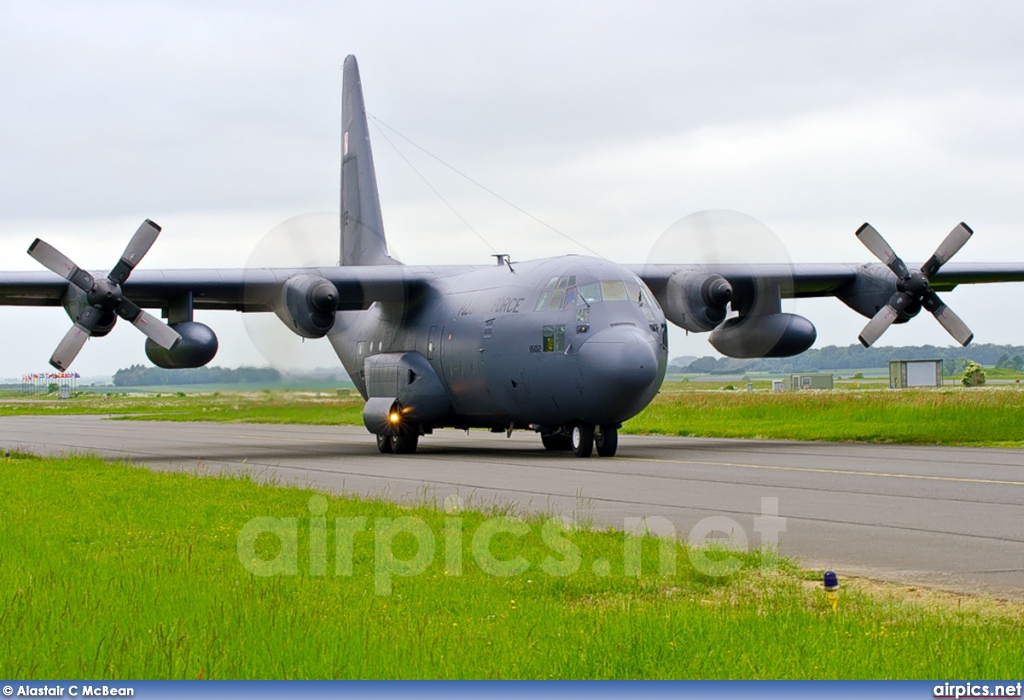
[329,255,668,434]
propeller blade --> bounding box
[109,219,161,284]
[922,290,974,346]
[855,223,909,279]
[858,305,900,347]
[117,297,181,350]
[50,324,91,371]
[921,222,973,278]
[27,239,94,291]
[858,291,914,347]
[50,303,106,370]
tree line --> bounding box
[670,343,1024,375]
[112,365,283,386]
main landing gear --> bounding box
[542,422,618,458]
[376,430,419,454]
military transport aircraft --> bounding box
[3,56,1024,458]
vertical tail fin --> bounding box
[340,55,398,266]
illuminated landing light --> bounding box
[389,412,400,423]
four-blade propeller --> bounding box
[27,220,181,370]
[855,222,975,348]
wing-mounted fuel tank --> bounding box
[709,313,816,358]
[145,322,218,369]
[361,351,454,434]
[708,273,816,358]
[273,274,338,338]
[661,270,734,332]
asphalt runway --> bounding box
[2,414,1022,599]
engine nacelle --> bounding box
[145,321,218,369]
[662,271,734,332]
[709,312,816,358]
[62,285,116,338]
[836,265,915,322]
[273,275,338,338]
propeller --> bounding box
[242,212,347,377]
[27,219,182,370]
[855,222,974,347]
[644,209,797,356]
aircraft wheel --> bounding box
[571,423,594,458]
[390,431,419,455]
[376,433,393,454]
[541,434,573,451]
[595,425,618,457]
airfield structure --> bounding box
[888,359,942,389]
[785,372,834,390]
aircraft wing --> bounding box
[0,265,467,311]
[634,262,1024,297]
[0,262,464,370]
[633,260,1024,356]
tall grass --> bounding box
[3,386,1024,446]
[0,453,1021,679]
[626,388,1024,447]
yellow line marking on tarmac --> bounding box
[629,457,1024,487]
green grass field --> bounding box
[1,452,1022,679]
[627,386,1024,447]
[3,385,1023,448]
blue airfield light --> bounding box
[823,569,840,611]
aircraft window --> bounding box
[601,281,629,301]
[579,283,601,303]
[576,307,590,323]
[625,281,640,302]
[563,287,577,309]
[534,290,553,311]
[547,289,566,311]
[641,304,655,321]
[555,275,576,289]
[542,324,566,352]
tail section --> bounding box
[341,55,398,266]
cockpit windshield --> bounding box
[535,273,659,320]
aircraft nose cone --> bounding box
[577,325,660,421]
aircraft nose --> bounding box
[577,325,660,419]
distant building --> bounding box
[786,372,833,390]
[888,359,942,388]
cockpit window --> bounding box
[536,274,659,314]
[536,275,579,311]
[579,283,601,304]
[600,281,629,301]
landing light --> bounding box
[389,412,400,423]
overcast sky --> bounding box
[2,0,1024,378]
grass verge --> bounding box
[2,386,1024,447]
[1,453,1021,679]
[625,387,1024,447]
